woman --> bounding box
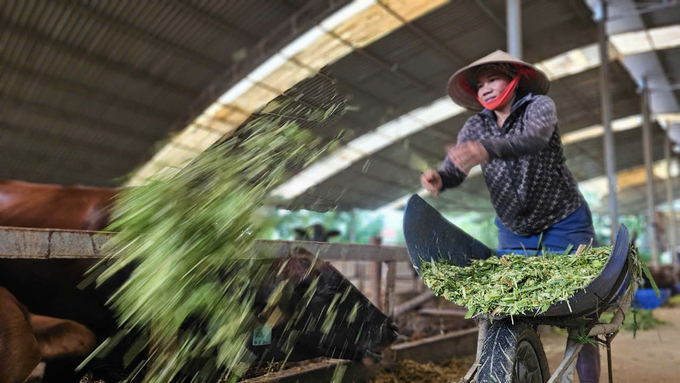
[420,50,600,382]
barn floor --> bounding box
[542,305,680,382]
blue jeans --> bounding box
[496,202,598,253]
[495,202,600,383]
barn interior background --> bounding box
[2,0,680,382]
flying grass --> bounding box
[88,71,346,382]
[420,247,612,317]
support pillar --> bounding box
[642,79,659,269]
[598,0,619,242]
[665,135,678,271]
[506,0,522,59]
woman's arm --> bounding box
[437,122,476,191]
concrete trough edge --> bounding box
[390,327,479,364]
[0,227,409,262]
[239,359,363,383]
[238,327,478,382]
[0,226,114,259]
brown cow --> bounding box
[0,179,117,231]
[0,286,96,383]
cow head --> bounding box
[293,224,341,242]
[248,249,398,363]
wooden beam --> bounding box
[418,308,469,317]
[393,291,436,317]
[390,327,478,364]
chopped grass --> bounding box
[421,243,658,324]
[420,247,611,317]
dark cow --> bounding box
[0,180,397,382]
[294,223,341,242]
[248,248,397,362]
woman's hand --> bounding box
[447,141,489,173]
[420,169,443,197]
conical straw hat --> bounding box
[447,50,550,111]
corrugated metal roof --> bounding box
[641,3,680,30]
[658,47,680,84]
[0,0,350,185]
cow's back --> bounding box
[0,179,118,231]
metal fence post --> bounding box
[598,0,619,242]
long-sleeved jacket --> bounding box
[438,92,584,236]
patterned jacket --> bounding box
[438,93,584,236]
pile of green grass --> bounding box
[421,247,611,317]
[421,243,657,319]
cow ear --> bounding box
[327,230,341,238]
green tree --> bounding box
[445,212,499,249]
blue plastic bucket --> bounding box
[632,288,672,310]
